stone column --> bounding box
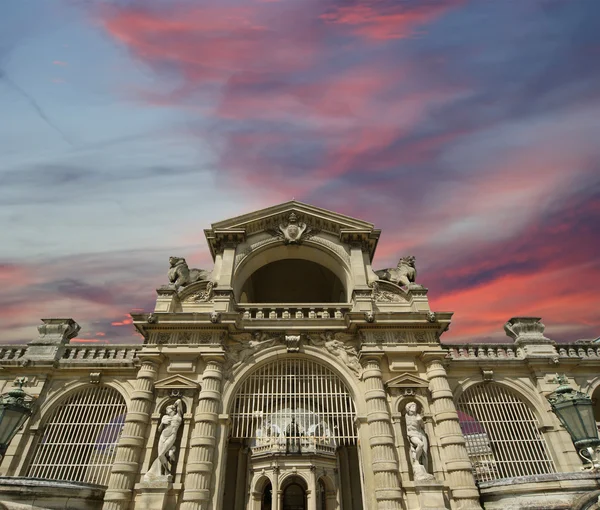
[423,354,481,510]
[181,360,224,510]
[103,359,159,510]
[308,466,317,510]
[272,466,280,510]
[362,357,404,510]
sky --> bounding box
[1,0,599,345]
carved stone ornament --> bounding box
[210,311,221,324]
[90,372,101,385]
[426,311,436,323]
[374,255,417,288]
[286,335,301,353]
[226,332,283,373]
[186,281,216,302]
[308,332,362,377]
[374,288,404,303]
[144,399,184,482]
[364,311,375,323]
[266,212,320,245]
[405,402,435,482]
[167,256,213,292]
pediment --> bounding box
[204,200,381,258]
[154,374,200,390]
[385,373,430,389]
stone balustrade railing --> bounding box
[557,342,600,359]
[445,344,522,360]
[447,342,600,361]
[251,440,336,457]
[0,346,27,364]
[61,345,140,365]
[239,304,350,320]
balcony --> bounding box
[237,304,351,330]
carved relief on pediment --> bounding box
[266,212,320,245]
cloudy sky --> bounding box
[1,0,599,345]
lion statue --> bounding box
[168,257,212,290]
[374,255,417,288]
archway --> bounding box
[262,481,273,510]
[239,259,345,303]
[282,476,307,510]
[233,243,352,304]
[222,355,364,509]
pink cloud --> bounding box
[321,0,465,40]
[52,60,68,66]
[432,261,600,343]
[111,314,134,327]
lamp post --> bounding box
[547,374,600,471]
[0,377,35,458]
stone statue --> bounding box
[375,255,417,288]
[309,332,362,376]
[144,399,184,481]
[168,257,212,290]
[405,402,435,481]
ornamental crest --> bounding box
[267,213,319,245]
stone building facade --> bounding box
[1,201,599,510]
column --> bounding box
[103,359,158,510]
[181,360,224,510]
[272,466,280,510]
[423,355,481,510]
[308,465,317,510]
[363,358,404,510]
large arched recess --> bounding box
[234,242,352,303]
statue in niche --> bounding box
[405,402,435,481]
[167,257,213,291]
[374,255,417,288]
[144,399,184,481]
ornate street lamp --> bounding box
[0,378,35,458]
[547,374,600,471]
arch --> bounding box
[228,356,359,450]
[31,379,131,429]
[26,384,127,486]
[233,242,352,303]
[239,259,345,303]
[281,475,308,510]
[455,382,556,482]
[316,475,335,510]
[453,376,555,428]
[222,346,367,417]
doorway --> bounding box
[262,481,272,510]
[282,477,307,510]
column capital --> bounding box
[420,351,447,365]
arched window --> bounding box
[27,385,126,486]
[456,383,555,482]
[231,358,357,449]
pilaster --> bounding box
[422,354,481,510]
[362,357,405,509]
[103,358,159,510]
[181,360,224,510]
